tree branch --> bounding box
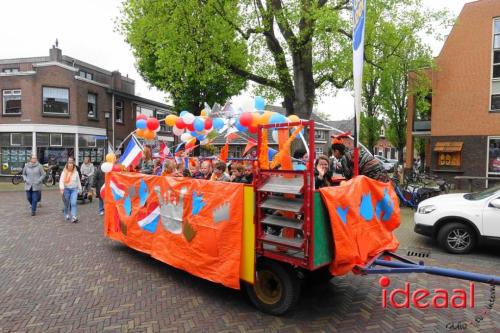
[269,0,297,48]
[228,64,282,91]
[314,73,351,89]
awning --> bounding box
[434,141,463,152]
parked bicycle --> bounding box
[42,165,60,187]
[392,175,442,209]
[11,170,23,185]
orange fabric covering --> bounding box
[104,172,244,289]
[319,176,400,276]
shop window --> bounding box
[79,135,96,148]
[62,134,75,147]
[43,87,69,115]
[3,90,21,115]
[50,133,62,147]
[36,133,50,147]
[315,147,324,156]
[11,133,22,146]
[488,137,500,174]
[434,142,463,168]
[115,100,124,123]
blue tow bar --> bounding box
[361,252,500,285]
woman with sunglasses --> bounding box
[59,157,82,223]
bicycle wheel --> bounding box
[12,175,22,185]
[43,174,54,187]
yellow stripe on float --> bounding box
[240,185,255,284]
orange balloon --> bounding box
[259,111,273,125]
[288,115,300,123]
[136,129,146,138]
[143,129,156,141]
[251,113,261,127]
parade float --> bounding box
[101,98,500,316]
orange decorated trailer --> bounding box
[104,120,500,316]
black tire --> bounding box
[12,175,22,185]
[437,222,476,254]
[245,260,301,316]
[42,175,53,187]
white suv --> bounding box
[414,185,500,254]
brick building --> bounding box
[406,0,500,188]
[0,45,173,175]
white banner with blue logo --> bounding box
[352,0,366,145]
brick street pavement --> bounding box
[0,189,499,333]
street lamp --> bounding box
[104,111,111,154]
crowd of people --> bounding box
[21,135,388,220]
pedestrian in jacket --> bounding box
[59,157,82,223]
[22,155,45,216]
[93,162,105,216]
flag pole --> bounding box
[352,0,366,177]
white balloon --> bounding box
[173,126,184,136]
[101,162,113,173]
[180,132,192,142]
[272,130,279,143]
[182,113,195,124]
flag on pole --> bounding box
[352,0,366,142]
[118,135,143,168]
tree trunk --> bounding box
[290,47,315,119]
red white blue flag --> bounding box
[118,135,143,168]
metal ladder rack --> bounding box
[254,120,315,269]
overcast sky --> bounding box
[0,0,470,120]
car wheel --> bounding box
[437,222,476,254]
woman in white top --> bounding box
[59,157,82,223]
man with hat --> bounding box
[331,134,389,182]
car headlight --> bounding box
[418,205,436,214]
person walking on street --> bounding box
[93,161,105,216]
[80,157,95,193]
[22,155,45,216]
[59,157,82,223]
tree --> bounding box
[120,0,445,119]
[119,0,247,114]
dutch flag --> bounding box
[118,135,144,168]
[109,179,126,201]
[137,203,160,233]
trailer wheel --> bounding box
[245,260,301,316]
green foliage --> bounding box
[119,0,451,121]
[360,113,382,154]
[119,0,247,114]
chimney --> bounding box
[111,70,122,91]
[49,45,62,62]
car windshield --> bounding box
[464,185,500,201]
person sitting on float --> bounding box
[331,134,389,182]
[199,160,213,180]
[314,155,333,189]
[210,161,230,182]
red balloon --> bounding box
[186,122,195,131]
[175,117,186,129]
[204,118,213,130]
[112,164,122,172]
[137,114,147,121]
[239,112,253,127]
[248,125,258,134]
[147,117,160,131]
